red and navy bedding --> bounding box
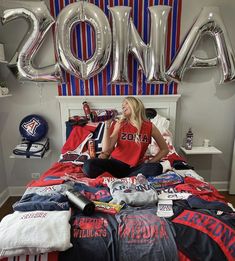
[1,115,235,261]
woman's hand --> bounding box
[98,151,110,159]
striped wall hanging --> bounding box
[49,0,182,96]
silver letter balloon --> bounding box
[0,0,62,82]
[55,1,112,80]
[1,2,235,85]
[166,6,235,84]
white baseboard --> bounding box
[0,186,25,208]
[210,181,229,191]
[8,186,26,196]
[0,188,9,208]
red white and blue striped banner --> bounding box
[49,0,182,96]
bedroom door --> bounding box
[229,138,235,194]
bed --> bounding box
[1,95,235,261]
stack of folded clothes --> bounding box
[12,137,49,158]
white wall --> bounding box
[176,0,235,186]
[0,0,235,195]
[0,3,62,194]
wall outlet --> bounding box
[31,173,40,180]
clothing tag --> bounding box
[158,192,191,200]
[156,199,173,217]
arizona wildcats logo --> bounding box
[22,117,40,136]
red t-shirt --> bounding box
[110,120,152,167]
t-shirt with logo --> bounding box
[116,206,178,261]
[59,210,118,261]
[171,201,235,261]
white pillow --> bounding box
[147,114,176,156]
[148,129,175,156]
[151,114,170,134]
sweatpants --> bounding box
[83,158,163,179]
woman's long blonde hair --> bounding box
[122,96,147,138]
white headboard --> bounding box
[56,95,181,145]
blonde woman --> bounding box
[83,96,169,178]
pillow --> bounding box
[145,108,157,119]
[151,114,170,134]
[147,114,175,157]
[148,128,176,156]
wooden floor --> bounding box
[219,191,235,206]
[0,192,235,221]
[0,196,21,221]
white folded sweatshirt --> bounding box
[0,210,72,258]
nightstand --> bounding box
[180,146,222,155]
[180,146,222,182]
